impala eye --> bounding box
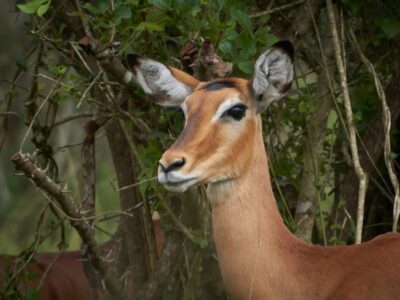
[224,104,247,121]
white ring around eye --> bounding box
[212,94,244,122]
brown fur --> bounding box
[160,73,400,299]
[0,220,165,300]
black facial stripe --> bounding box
[125,53,142,69]
[204,80,237,91]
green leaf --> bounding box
[149,0,171,11]
[298,101,307,113]
[37,1,50,17]
[218,40,232,54]
[229,7,252,33]
[56,65,68,75]
[326,110,337,130]
[140,22,164,32]
[263,33,279,47]
[95,0,108,13]
[379,18,400,39]
[236,32,253,52]
[17,0,47,14]
[116,6,132,19]
[237,61,253,74]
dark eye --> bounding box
[224,104,247,121]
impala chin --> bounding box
[158,171,199,192]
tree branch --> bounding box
[346,25,400,232]
[81,118,101,299]
[11,153,124,300]
[326,0,367,244]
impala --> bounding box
[125,40,400,299]
[0,218,164,300]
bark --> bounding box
[104,119,149,296]
[294,32,336,242]
[81,118,100,299]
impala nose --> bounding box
[159,157,186,173]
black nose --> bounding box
[159,158,186,173]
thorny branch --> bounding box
[11,153,124,300]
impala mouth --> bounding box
[165,178,198,192]
[158,172,199,192]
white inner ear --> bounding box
[252,48,293,110]
[134,59,192,106]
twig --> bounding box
[159,200,197,245]
[57,132,105,150]
[37,247,66,290]
[35,73,68,87]
[0,79,47,99]
[53,112,93,127]
[250,0,305,18]
[117,176,158,192]
[3,203,49,293]
[19,75,64,153]
[74,0,95,43]
[77,71,103,109]
[326,0,368,244]
[70,41,94,75]
[0,94,12,151]
[40,189,141,222]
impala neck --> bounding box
[207,117,310,299]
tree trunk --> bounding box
[294,29,336,242]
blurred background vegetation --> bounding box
[1,0,400,299]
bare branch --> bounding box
[53,113,93,127]
[346,25,400,232]
[251,0,305,18]
[326,0,368,244]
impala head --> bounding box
[126,41,294,192]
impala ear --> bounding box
[252,41,294,112]
[124,54,200,107]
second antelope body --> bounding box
[126,41,400,299]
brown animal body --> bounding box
[0,219,164,300]
[125,41,400,299]
[0,251,93,300]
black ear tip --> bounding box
[124,53,142,68]
[272,40,294,60]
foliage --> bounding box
[1,0,400,298]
